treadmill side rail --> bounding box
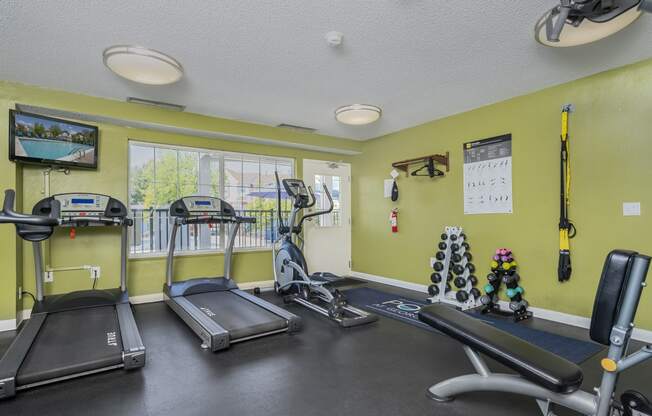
[116,303,146,369]
[0,313,47,399]
[231,289,302,333]
[164,293,230,352]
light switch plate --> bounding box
[623,202,641,216]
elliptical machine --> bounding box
[272,173,377,327]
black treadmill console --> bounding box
[282,179,311,208]
[33,193,129,226]
[170,196,244,224]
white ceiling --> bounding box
[1,1,652,141]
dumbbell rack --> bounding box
[480,249,533,322]
[427,226,481,310]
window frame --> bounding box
[127,139,295,259]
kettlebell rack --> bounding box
[391,152,449,177]
[427,226,481,310]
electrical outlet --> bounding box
[44,271,54,283]
[90,266,101,279]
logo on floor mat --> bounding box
[200,307,216,317]
[371,299,424,319]
[106,331,118,347]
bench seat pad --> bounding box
[418,304,584,394]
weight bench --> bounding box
[418,250,652,416]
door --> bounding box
[302,159,351,276]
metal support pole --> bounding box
[224,221,241,280]
[165,223,179,287]
[120,223,128,292]
[33,242,44,301]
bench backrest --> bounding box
[589,250,637,345]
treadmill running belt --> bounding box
[17,306,124,386]
[186,291,287,340]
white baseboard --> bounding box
[0,280,278,333]
[0,318,17,332]
[350,271,430,293]
[351,270,652,344]
[129,293,165,304]
[129,280,275,305]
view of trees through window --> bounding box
[129,142,294,255]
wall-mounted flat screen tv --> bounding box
[9,110,98,169]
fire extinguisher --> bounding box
[389,208,398,233]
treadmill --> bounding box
[164,196,301,351]
[0,192,145,399]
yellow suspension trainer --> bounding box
[558,104,576,282]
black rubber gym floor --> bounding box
[1,280,650,416]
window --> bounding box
[128,141,294,255]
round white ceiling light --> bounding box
[335,104,382,126]
[103,45,183,85]
[534,0,646,47]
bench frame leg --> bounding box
[426,346,598,416]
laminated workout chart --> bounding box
[463,134,512,215]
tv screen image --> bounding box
[9,110,98,169]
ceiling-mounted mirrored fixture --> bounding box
[535,0,652,47]
[103,45,183,85]
[335,104,382,125]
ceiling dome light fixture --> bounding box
[534,0,652,47]
[103,45,183,85]
[335,104,382,126]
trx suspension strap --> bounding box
[558,104,576,282]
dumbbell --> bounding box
[447,272,454,281]
[452,252,473,263]
[440,233,449,241]
[430,272,442,284]
[468,275,478,286]
[453,263,475,275]
[502,261,517,271]
[438,241,447,250]
[459,233,467,240]
[454,277,467,289]
[469,287,481,299]
[428,284,439,296]
[502,272,520,285]
[455,290,469,302]
[461,242,470,250]
[450,243,460,252]
[433,262,444,271]
[435,251,446,261]
[509,300,528,312]
[446,283,452,292]
[487,272,500,283]
[450,234,458,241]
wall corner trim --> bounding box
[350,271,652,344]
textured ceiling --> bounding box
[1,1,652,140]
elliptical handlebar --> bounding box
[298,183,334,228]
[274,171,286,231]
[0,189,60,226]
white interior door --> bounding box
[302,159,351,276]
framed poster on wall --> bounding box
[463,134,512,215]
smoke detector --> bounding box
[325,31,344,47]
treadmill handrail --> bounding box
[174,215,256,225]
[0,190,60,226]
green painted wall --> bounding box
[0,81,359,319]
[352,58,652,330]
[0,98,19,321]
